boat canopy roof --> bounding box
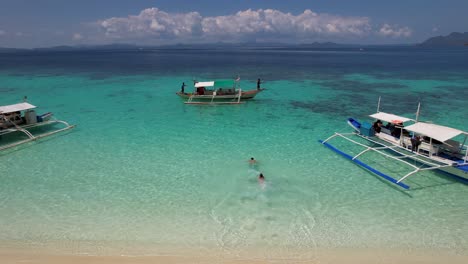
[405,122,467,142]
[195,81,215,88]
[0,102,36,114]
[194,80,236,88]
[369,112,413,124]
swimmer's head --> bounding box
[259,173,264,179]
[251,157,254,160]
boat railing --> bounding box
[183,88,244,105]
[236,89,242,103]
[0,117,75,152]
[355,133,446,167]
[187,94,194,103]
[211,91,217,103]
[326,133,440,169]
[2,116,35,139]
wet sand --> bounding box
[2,247,467,264]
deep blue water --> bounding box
[2,47,468,79]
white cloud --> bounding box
[377,24,412,38]
[99,8,203,40]
[202,9,371,40]
[97,8,372,42]
[73,33,83,40]
[432,26,439,32]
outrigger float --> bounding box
[176,79,263,105]
[0,99,75,151]
[320,97,468,189]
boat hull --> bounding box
[347,118,361,132]
[176,89,262,101]
[320,116,468,189]
[370,134,468,181]
[356,119,468,182]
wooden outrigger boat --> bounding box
[0,99,75,151]
[176,79,263,105]
[320,97,468,189]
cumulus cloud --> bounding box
[202,9,371,39]
[96,8,371,42]
[378,24,412,38]
[73,33,83,40]
[93,7,415,43]
[99,8,203,40]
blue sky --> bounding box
[0,0,467,48]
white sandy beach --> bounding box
[1,246,468,264]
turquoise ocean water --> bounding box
[0,47,467,258]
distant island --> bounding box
[419,32,468,47]
[2,35,468,52]
[0,42,356,52]
[0,42,397,53]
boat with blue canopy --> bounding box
[319,97,468,189]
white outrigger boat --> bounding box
[0,99,75,151]
[176,79,263,105]
[320,98,468,189]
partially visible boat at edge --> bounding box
[0,99,75,151]
[176,79,264,105]
[319,97,468,189]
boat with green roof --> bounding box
[176,78,264,105]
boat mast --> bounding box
[415,102,421,122]
[377,96,381,112]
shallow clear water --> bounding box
[0,48,467,257]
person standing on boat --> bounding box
[411,136,421,152]
[373,120,382,133]
[257,78,261,90]
[181,82,186,94]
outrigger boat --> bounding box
[176,79,263,105]
[320,98,468,189]
[0,99,75,151]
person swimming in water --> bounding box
[258,173,265,184]
[249,157,257,164]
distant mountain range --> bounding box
[34,44,144,51]
[73,42,356,49]
[0,44,143,52]
[419,32,468,47]
[0,42,402,53]
[0,42,359,52]
[1,34,467,52]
